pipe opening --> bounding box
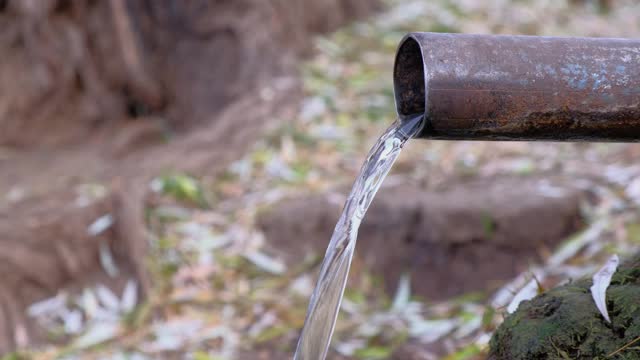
[393,36,426,119]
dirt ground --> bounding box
[0,0,378,354]
[3,0,640,359]
[258,176,586,300]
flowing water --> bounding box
[294,114,424,360]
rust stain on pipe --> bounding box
[394,33,640,141]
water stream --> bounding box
[294,114,424,360]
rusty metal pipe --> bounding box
[394,33,640,141]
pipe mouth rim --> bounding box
[393,34,427,122]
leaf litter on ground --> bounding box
[23,0,640,359]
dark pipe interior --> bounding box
[393,37,426,118]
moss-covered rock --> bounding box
[490,256,640,359]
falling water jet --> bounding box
[293,114,423,360]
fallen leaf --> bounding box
[590,254,619,323]
[27,292,68,318]
[63,310,83,334]
[88,214,114,236]
[73,322,120,349]
[243,250,286,275]
[80,289,99,318]
[507,278,541,314]
[121,280,138,313]
[99,242,120,278]
[547,220,608,267]
[96,285,121,312]
[409,318,459,343]
[391,272,411,312]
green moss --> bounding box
[481,212,496,239]
[157,173,208,207]
[444,344,483,360]
[490,256,640,359]
[354,346,393,359]
[1,353,29,360]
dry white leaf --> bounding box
[27,292,68,318]
[492,267,544,309]
[590,254,619,323]
[626,177,640,204]
[81,289,99,318]
[391,273,411,312]
[507,278,540,314]
[248,311,278,338]
[454,315,482,339]
[537,180,566,198]
[409,318,458,343]
[121,280,138,313]
[88,214,114,236]
[547,219,608,267]
[74,322,120,349]
[243,250,286,275]
[96,285,121,311]
[290,275,314,297]
[145,319,203,352]
[99,242,120,278]
[334,339,367,357]
[63,310,83,334]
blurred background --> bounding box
[1,0,640,359]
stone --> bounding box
[489,253,640,359]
